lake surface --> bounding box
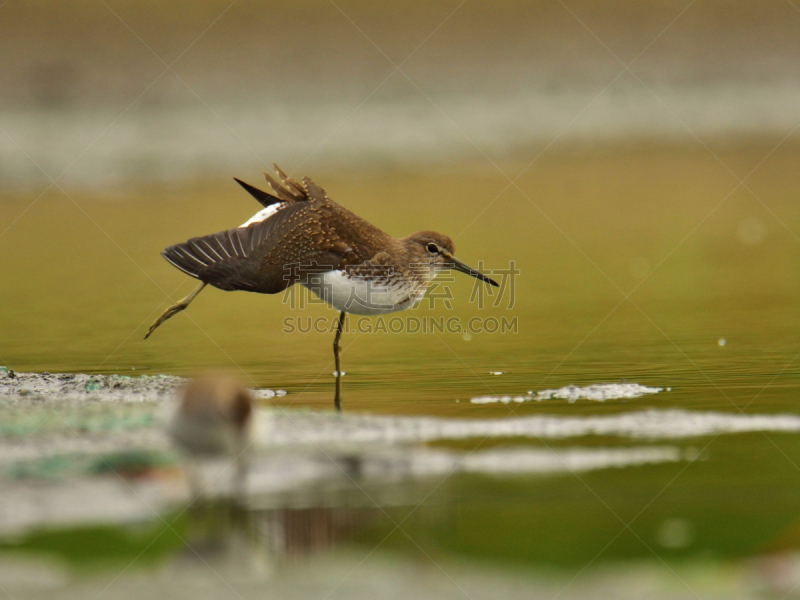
[1,142,800,597]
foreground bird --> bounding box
[146,165,498,409]
[170,375,253,499]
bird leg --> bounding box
[333,310,346,411]
[144,282,207,339]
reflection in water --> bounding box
[177,500,365,574]
[175,502,264,574]
[252,507,363,557]
[2,432,800,598]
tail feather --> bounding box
[233,178,282,208]
[237,165,326,205]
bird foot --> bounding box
[144,283,207,339]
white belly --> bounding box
[302,270,424,315]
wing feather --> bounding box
[162,202,347,293]
[162,167,389,294]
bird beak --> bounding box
[444,254,499,287]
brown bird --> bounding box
[170,375,253,500]
[146,165,498,410]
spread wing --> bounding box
[162,166,355,294]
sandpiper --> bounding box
[146,165,498,409]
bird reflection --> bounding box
[174,502,366,578]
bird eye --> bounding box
[426,243,439,254]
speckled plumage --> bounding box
[151,164,498,411]
[162,165,472,304]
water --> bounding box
[1,142,800,596]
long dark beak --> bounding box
[446,255,499,287]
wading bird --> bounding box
[146,165,498,410]
[170,374,253,500]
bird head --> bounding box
[405,231,498,287]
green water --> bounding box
[1,143,800,592]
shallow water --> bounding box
[2,143,799,412]
[1,143,800,596]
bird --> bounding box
[146,164,498,410]
[170,374,253,500]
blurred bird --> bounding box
[170,375,253,500]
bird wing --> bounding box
[162,164,387,293]
[162,200,353,294]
